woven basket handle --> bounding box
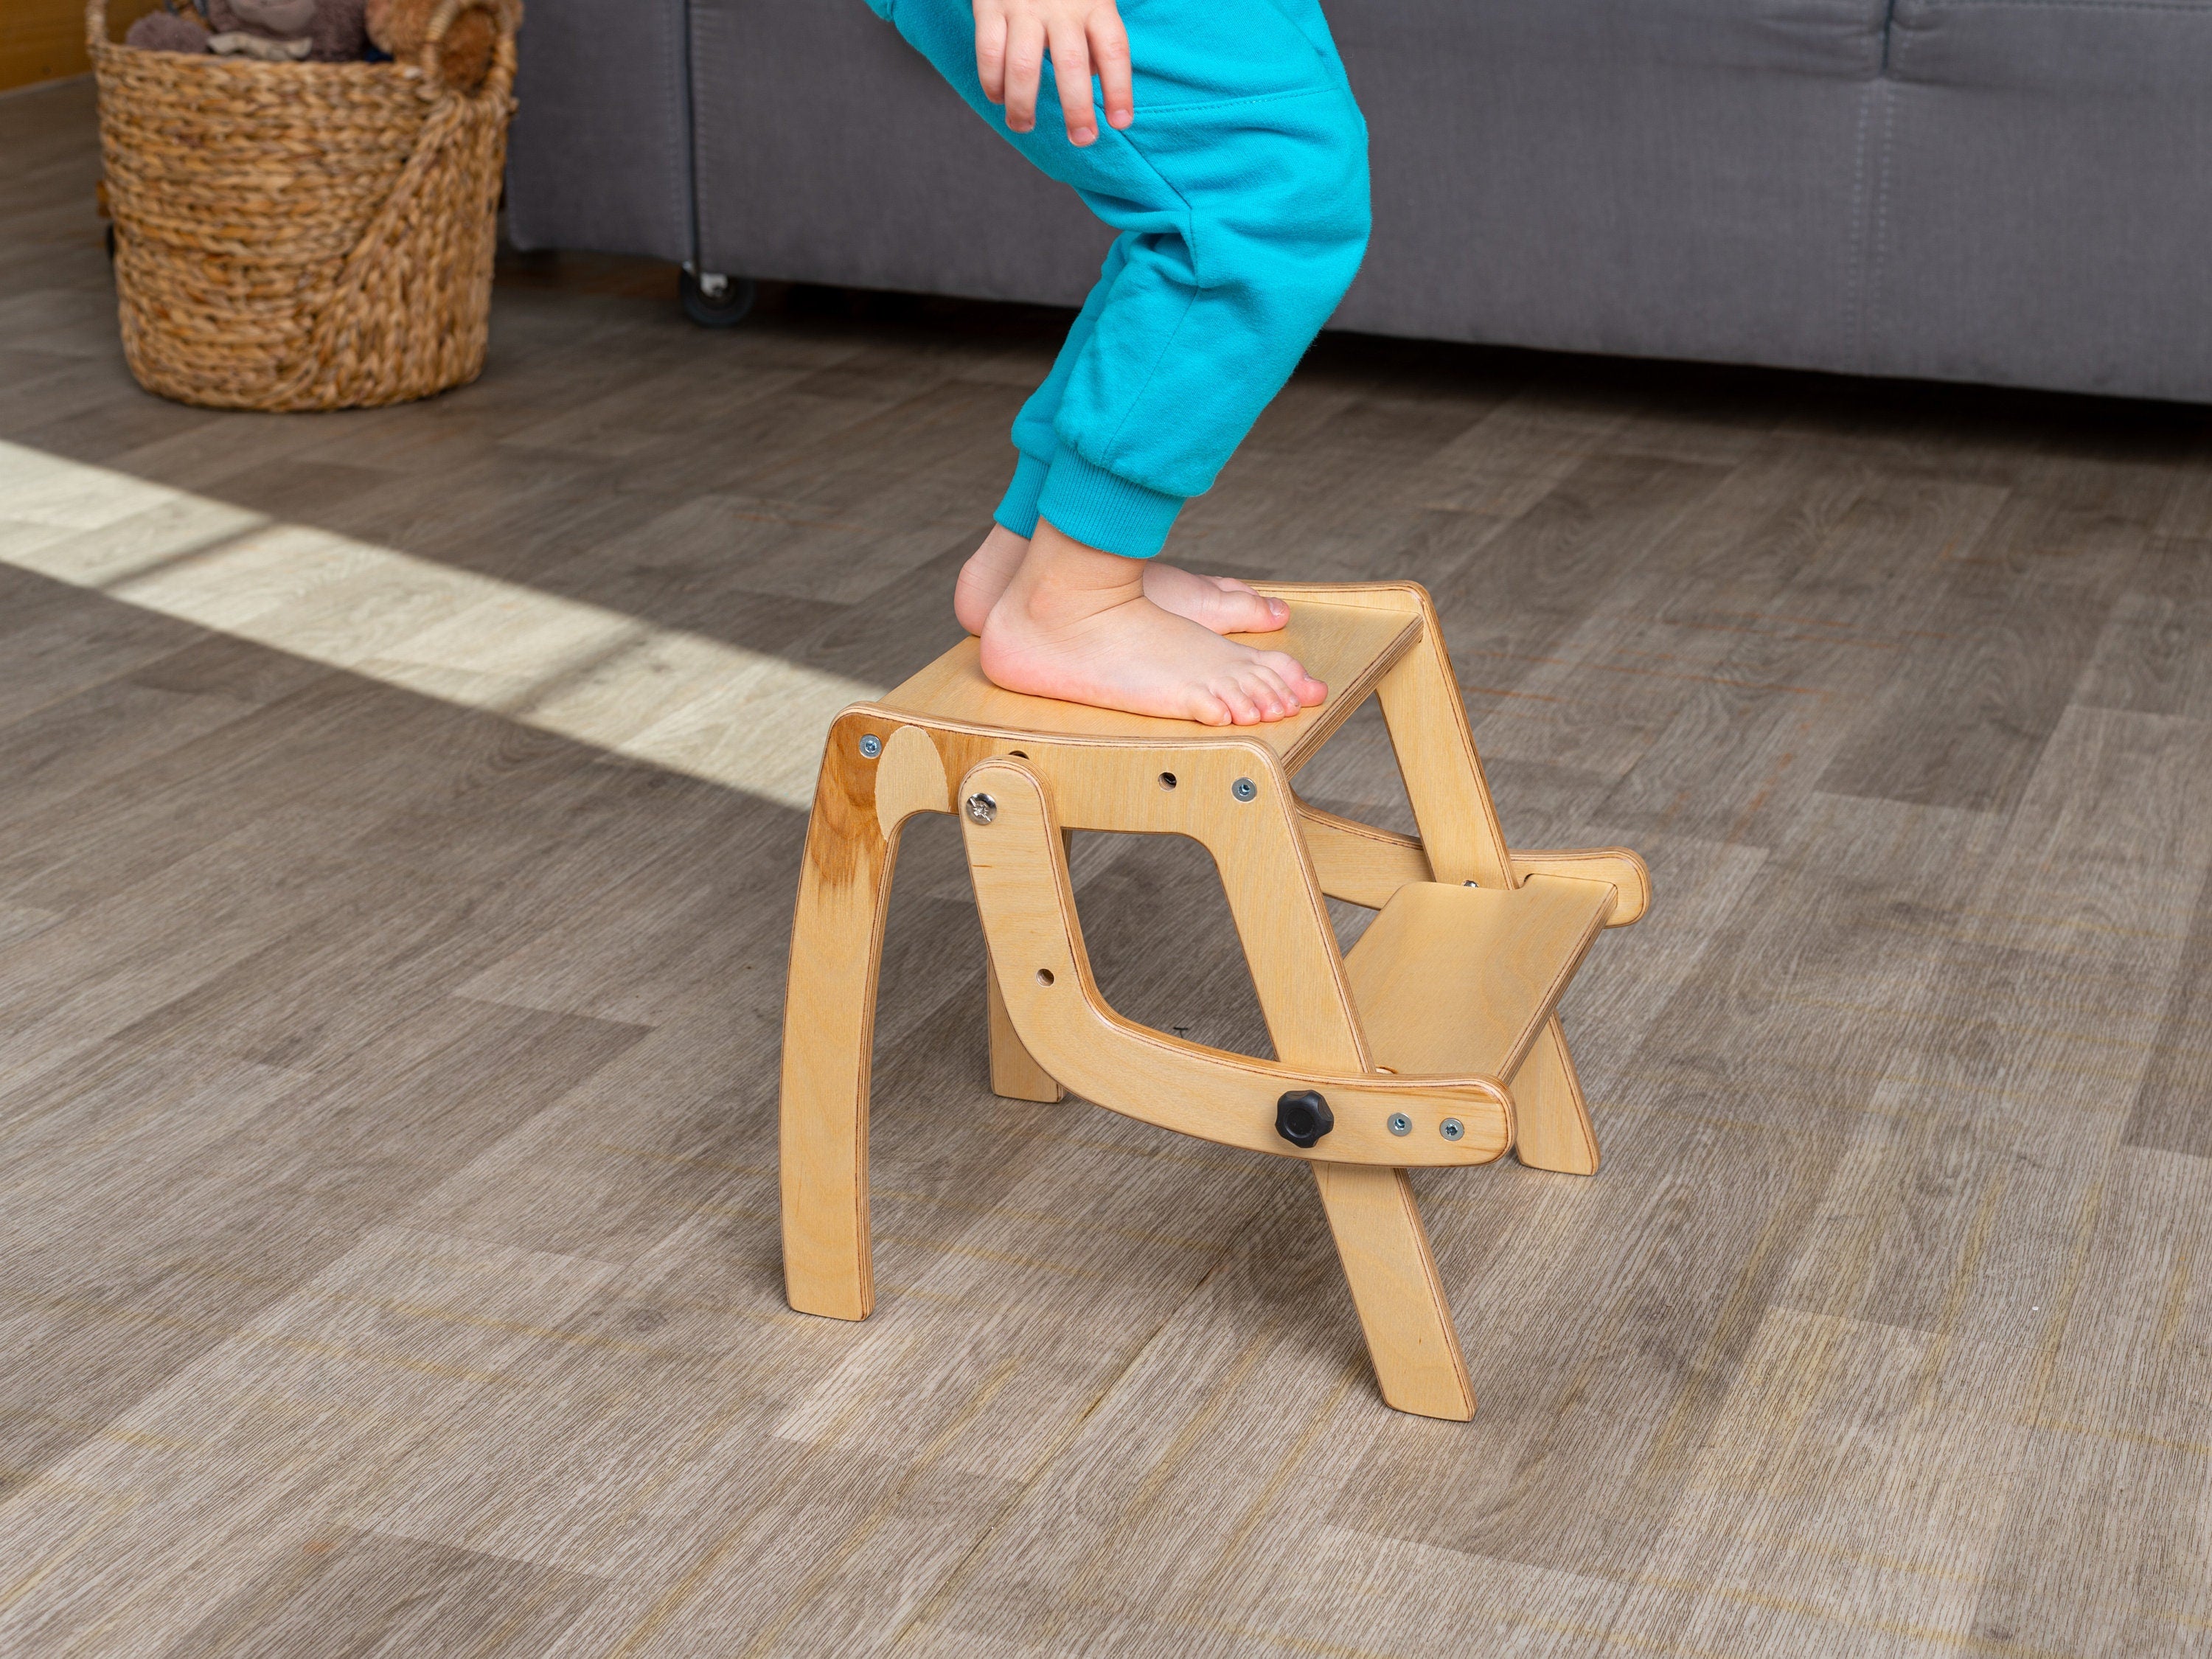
[420,0,519,98]
[86,0,111,54]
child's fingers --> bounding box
[973,4,1008,104]
[1089,7,1133,129]
[1048,21,1096,144]
[1002,14,1046,133]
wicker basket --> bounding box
[89,0,519,412]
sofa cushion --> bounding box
[1328,0,1892,369]
[1865,0,2212,399]
[1329,0,1887,75]
[691,0,1110,304]
[506,0,695,264]
[1889,0,2212,94]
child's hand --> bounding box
[973,0,1133,147]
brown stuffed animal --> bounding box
[203,0,368,62]
[365,0,501,91]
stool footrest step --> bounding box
[1346,877,1617,1085]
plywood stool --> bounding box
[779,582,1649,1419]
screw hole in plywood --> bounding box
[1035,969,1055,986]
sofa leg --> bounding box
[680,265,757,329]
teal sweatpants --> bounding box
[862,0,1371,559]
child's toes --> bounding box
[1216,580,1290,627]
[1256,652,1325,705]
[1250,666,1297,717]
[1208,587,1285,634]
[1214,679,1265,725]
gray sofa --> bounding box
[505,0,2212,404]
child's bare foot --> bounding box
[953,524,1289,638]
[978,520,1326,726]
[1144,560,1292,637]
[954,524,1034,635]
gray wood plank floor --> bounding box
[5,74,2212,1658]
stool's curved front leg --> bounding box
[781,714,904,1321]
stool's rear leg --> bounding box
[782,723,901,1321]
[1511,1014,1599,1175]
[985,828,1068,1105]
[987,959,1064,1103]
[1311,1164,1477,1420]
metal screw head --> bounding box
[858,734,882,759]
[1387,1112,1413,1137]
[964,793,997,826]
[1440,1117,1465,1141]
[1231,777,1258,802]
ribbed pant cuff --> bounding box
[1036,448,1185,560]
[992,451,1054,539]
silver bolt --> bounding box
[858,734,882,759]
[1440,1118,1465,1141]
[1231,777,1257,802]
[1463,879,1479,888]
[964,793,997,826]
[1388,1113,1412,1137]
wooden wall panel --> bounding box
[2,0,167,94]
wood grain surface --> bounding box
[1,0,162,94]
[5,75,2212,1657]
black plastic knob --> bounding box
[1275,1090,1334,1147]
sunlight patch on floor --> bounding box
[0,439,883,810]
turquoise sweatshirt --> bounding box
[863,0,1371,557]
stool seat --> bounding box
[779,580,1649,1421]
[879,582,1423,771]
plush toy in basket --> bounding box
[124,0,495,89]
[366,0,498,88]
[127,0,364,63]
[93,0,520,411]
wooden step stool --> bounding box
[779,582,1649,1419]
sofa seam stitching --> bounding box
[1866,79,1899,375]
[679,0,701,269]
[1844,83,1874,372]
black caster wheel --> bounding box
[679,266,756,328]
